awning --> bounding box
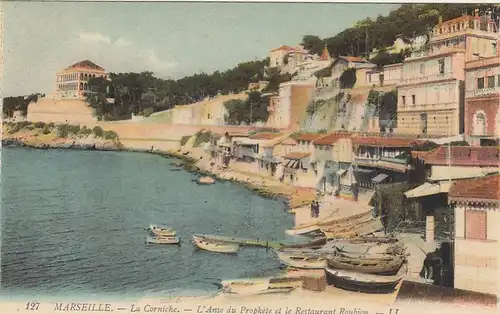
[336,169,347,176]
[404,181,453,198]
[354,167,375,174]
[371,173,389,183]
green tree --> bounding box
[301,35,325,56]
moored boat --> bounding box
[192,235,239,254]
[273,250,327,269]
[197,176,216,185]
[317,210,373,227]
[282,237,327,249]
[326,255,405,276]
[321,219,383,240]
[149,224,176,237]
[146,236,180,245]
[324,264,406,294]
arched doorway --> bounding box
[473,111,486,136]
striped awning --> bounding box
[404,181,453,198]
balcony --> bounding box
[467,86,500,98]
[354,156,411,172]
[399,72,454,85]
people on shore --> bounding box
[310,201,320,218]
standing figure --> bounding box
[310,202,315,218]
[315,201,320,218]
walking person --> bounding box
[310,201,315,218]
[315,201,320,218]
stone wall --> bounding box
[27,97,97,124]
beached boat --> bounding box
[219,277,302,295]
[273,250,327,269]
[192,235,239,254]
[326,255,405,276]
[197,176,216,185]
[149,225,176,237]
[321,219,383,240]
[146,236,180,245]
[282,237,327,249]
[284,211,339,236]
[324,264,406,294]
[317,210,373,227]
[348,236,399,244]
[321,217,376,233]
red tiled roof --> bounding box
[284,152,310,160]
[339,56,369,63]
[449,174,500,201]
[270,45,298,52]
[418,146,500,167]
[249,132,282,140]
[294,133,324,142]
[67,60,105,71]
[352,136,423,148]
[313,132,352,145]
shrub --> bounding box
[194,131,213,147]
[92,126,104,137]
[180,136,191,146]
[142,107,154,117]
[34,121,46,128]
[42,125,52,135]
[104,130,118,140]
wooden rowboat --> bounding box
[321,217,376,233]
[282,237,327,249]
[150,224,176,237]
[192,235,239,254]
[317,210,373,227]
[146,236,180,245]
[321,219,383,240]
[324,266,405,294]
[197,176,216,185]
[273,250,327,269]
[220,277,302,295]
[326,255,405,276]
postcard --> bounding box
[1,1,499,313]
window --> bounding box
[401,96,406,106]
[420,64,425,74]
[465,210,487,240]
[438,59,445,74]
[412,95,416,105]
[487,76,495,88]
[445,116,448,124]
[420,113,427,133]
[498,75,500,87]
[477,77,485,89]
[493,42,497,56]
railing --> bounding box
[380,156,408,164]
[399,72,454,85]
[468,86,500,97]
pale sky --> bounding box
[3,1,399,97]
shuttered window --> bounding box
[465,210,487,240]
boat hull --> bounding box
[146,236,180,245]
[274,250,327,269]
[192,236,239,254]
[326,256,404,276]
[324,268,402,294]
[150,225,176,237]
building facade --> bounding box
[397,12,499,137]
[396,50,466,136]
[464,51,500,144]
[275,81,315,130]
[449,174,499,295]
[56,60,107,98]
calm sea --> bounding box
[0,147,296,299]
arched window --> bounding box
[80,73,83,80]
[473,112,487,136]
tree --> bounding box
[223,91,269,125]
[301,35,325,56]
